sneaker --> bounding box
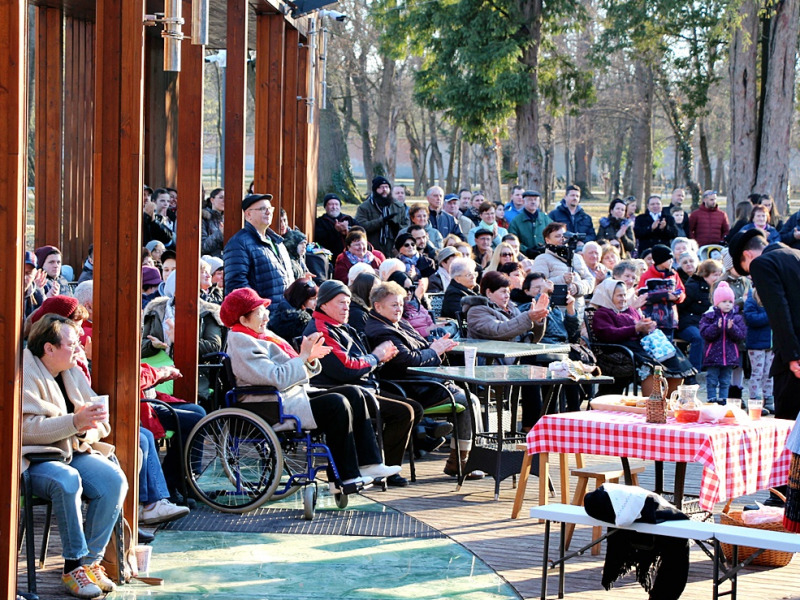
[359,463,402,479]
[62,566,102,599]
[86,562,116,593]
[139,499,190,525]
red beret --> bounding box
[220,288,271,328]
[31,295,79,324]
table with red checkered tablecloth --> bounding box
[524,410,794,512]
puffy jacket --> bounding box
[743,290,772,350]
[779,211,800,249]
[77,259,94,284]
[596,216,635,257]
[364,310,441,380]
[304,310,380,388]
[699,306,746,367]
[739,222,780,244]
[688,204,730,247]
[141,296,225,359]
[224,222,294,305]
[637,263,685,330]
[428,209,462,240]
[354,195,410,257]
[347,299,370,336]
[462,295,542,342]
[508,209,552,256]
[201,208,224,257]
[267,300,312,344]
[531,250,594,298]
[441,279,478,319]
[548,200,596,242]
[403,298,436,338]
[678,274,711,329]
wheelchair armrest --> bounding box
[141,398,186,439]
[377,379,408,399]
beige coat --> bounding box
[21,348,112,472]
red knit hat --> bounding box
[31,295,79,324]
[220,288,271,328]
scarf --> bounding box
[546,243,570,261]
[370,192,394,250]
[591,278,627,313]
[436,266,452,291]
[345,250,375,265]
[399,253,419,273]
[229,323,299,358]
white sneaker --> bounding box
[62,565,102,599]
[139,499,190,525]
[86,562,116,593]
[341,475,374,486]
[359,463,402,479]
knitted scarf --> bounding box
[398,253,420,274]
[344,250,375,265]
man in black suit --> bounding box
[730,228,800,422]
[633,195,678,254]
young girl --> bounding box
[744,288,774,414]
[637,244,685,341]
[699,282,747,404]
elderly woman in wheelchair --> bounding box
[188,288,399,516]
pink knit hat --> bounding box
[713,281,735,306]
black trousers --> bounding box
[371,395,421,467]
[308,385,381,481]
[773,367,800,421]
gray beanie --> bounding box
[317,279,351,307]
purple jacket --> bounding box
[699,307,746,367]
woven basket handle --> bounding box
[723,487,785,514]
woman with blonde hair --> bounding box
[485,242,517,273]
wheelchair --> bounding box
[183,353,362,520]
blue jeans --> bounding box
[706,366,733,402]
[679,325,704,371]
[27,452,127,562]
[151,402,206,491]
[140,427,169,504]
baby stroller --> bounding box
[183,353,363,520]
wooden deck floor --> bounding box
[17,448,800,599]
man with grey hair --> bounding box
[426,185,462,240]
[441,257,479,319]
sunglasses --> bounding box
[500,252,513,257]
[403,242,416,248]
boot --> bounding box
[443,449,485,480]
[728,386,743,399]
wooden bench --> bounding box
[529,503,800,600]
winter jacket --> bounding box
[591,306,642,344]
[739,222,780,244]
[77,259,94,284]
[520,298,580,345]
[282,228,310,281]
[343,300,368,338]
[201,208,224,257]
[403,298,436,338]
[224,222,295,305]
[304,310,381,389]
[143,212,176,249]
[24,285,45,320]
[508,209,553,257]
[441,279,479,319]
[141,296,225,359]
[462,295,542,342]
[633,211,678,254]
[548,200,596,242]
[364,309,441,381]
[714,273,750,311]
[226,329,318,430]
[743,290,772,350]
[467,222,508,247]
[779,211,800,249]
[531,250,595,298]
[637,264,685,331]
[688,204,730,247]
[398,223,443,249]
[355,195,410,257]
[678,274,712,329]
[428,209,463,241]
[596,216,635,257]
[427,267,451,294]
[314,213,358,259]
[267,300,312,345]
[699,306,746,367]
[333,251,382,283]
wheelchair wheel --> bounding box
[334,491,348,509]
[302,484,317,521]
[185,408,282,513]
[269,438,307,501]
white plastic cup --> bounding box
[462,346,477,376]
[748,398,763,421]
[135,544,152,573]
[725,398,742,411]
[89,395,109,424]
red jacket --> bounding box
[688,204,730,247]
[139,362,186,439]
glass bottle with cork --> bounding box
[646,366,668,424]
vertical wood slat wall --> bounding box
[280,27,300,226]
[0,0,27,595]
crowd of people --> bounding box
[19,177,800,598]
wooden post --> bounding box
[300,32,320,238]
[34,6,63,250]
[223,0,248,242]
[93,0,145,531]
[295,34,314,238]
[172,0,204,402]
[280,27,300,226]
[254,13,285,202]
[0,0,27,594]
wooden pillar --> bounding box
[0,0,27,594]
[254,13,285,203]
[34,6,63,250]
[280,28,299,226]
[173,0,204,402]
[223,0,248,242]
[93,0,145,531]
[294,35,313,237]
[63,17,95,271]
[301,33,320,238]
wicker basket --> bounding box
[719,491,793,567]
[645,398,667,424]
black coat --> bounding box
[267,300,312,345]
[347,299,370,337]
[314,213,358,259]
[441,280,478,319]
[678,274,712,329]
[633,211,678,253]
[363,310,441,381]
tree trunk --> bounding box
[459,138,471,190]
[318,100,360,203]
[351,54,374,181]
[611,124,626,199]
[372,56,396,177]
[404,116,426,196]
[698,119,713,190]
[754,0,799,214]
[514,0,544,190]
[387,107,399,181]
[563,114,571,186]
[542,121,554,210]
[482,138,502,202]
[428,113,445,188]
[714,154,725,195]
[445,127,458,192]
[727,2,759,213]
[628,61,651,204]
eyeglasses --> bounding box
[500,252,513,257]
[403,242,416,248]
[248,206,274,213]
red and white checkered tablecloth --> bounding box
[526,410,794,511]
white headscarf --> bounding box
[590,278,627,313]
